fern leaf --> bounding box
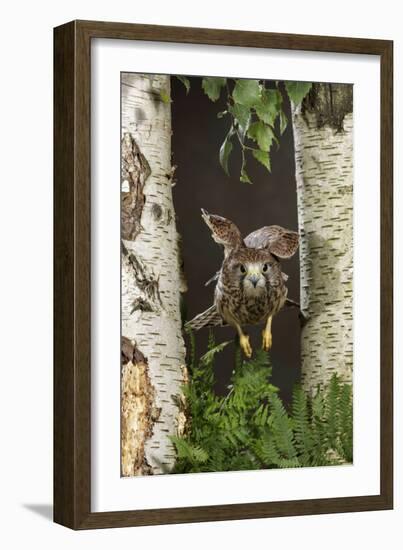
[268,394,297,460]
[187,328,197,372]
[292,385,313,464]
[310,389,328,465]
[199,340,230,367]
[337,383,353,462]
[325,374,341,449]
[169,436,209,465]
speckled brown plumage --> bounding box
[244,225,299,258]
[186,210,299,357]
[215,247,286,324]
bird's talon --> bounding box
[240,334,252,358]
[262,329,272,351]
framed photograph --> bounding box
[54,20,393,529]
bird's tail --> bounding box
[185,305,224,331]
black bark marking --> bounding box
[151,203,163,221]
[122,242,163,308]
[121,133,151,241]
[301,83,353,132]
[130,297,154,314]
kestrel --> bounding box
[185,210,299,358]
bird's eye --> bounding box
[262,263,268,272]
[240,264,246,274]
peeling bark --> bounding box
[121,74,188,475]
[291,83,353,390]
[175,364,190,438]
[121,337,160,476]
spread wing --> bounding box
[185,304,226,331]
[244,225,299,258]
[201,209,242,257]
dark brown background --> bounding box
[172,76,300,402]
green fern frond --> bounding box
[234,339,243,371]
[199,340,230,367]
[254,432,281,466]
[292,385,314,463]
[309,389,327,465]
[325,374,342,449]
[169,436,209,465]
[268,393,297,460]
[187,328,197,372]
[171,334,353,474]
[337,383,353,461]
[254,430,300,468]
[207,328,215,350]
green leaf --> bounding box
[254,88,281,126]
[292,385,313,463]
[202,77,227,102]
[247,121,275,151]
[229,103,251,136]
[240,168,252,184]
[171,325,353,474]
[169,436,209,464]
[219,128,234,176]
[232,79,261,107]
[279,110,288,135]
[338,384,353,462]
[325,375,342,449]
[176,75,190,94]
[252,149,271,172]
[284,81,312,105]
[268,393,297,459]
[159,89,171,104]
[200,341,230,366]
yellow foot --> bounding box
[262,329,272,351]
[239,334,252,358]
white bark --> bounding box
[291,84,353,390]
[121,74,187,476]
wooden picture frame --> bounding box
[54,20,393,529]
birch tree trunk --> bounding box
[290,83,353,390]
[121,74,188,476]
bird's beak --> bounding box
[246,267,261,288]
[248,275,260,287]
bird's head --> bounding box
[227,248,281,294]
[241,263,267,292]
